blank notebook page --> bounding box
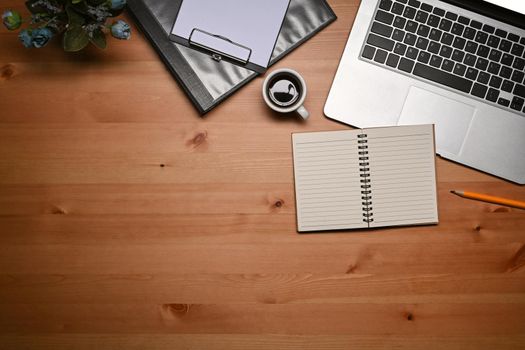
[292,130,367,232]
[366,125,438,228]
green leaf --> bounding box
[90,28,106,49]
[87,0,108,6]
[63,26,89,51]
[71,0,84,3]
[25,0,61,14]
[70,1,89,15]
[25,0,46,14]
[66,6,85,26]
[109,8,124,17]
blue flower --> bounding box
[110,0,126,10]
[111,20,131,40]
[18,29,32,48]
[31,27,53,48]
[2,9,22,31]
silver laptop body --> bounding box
[325,0,525,184]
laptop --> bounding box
[325,0,525,184]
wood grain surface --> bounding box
[1,0,525,349]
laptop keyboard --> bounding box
[361,0,525,115]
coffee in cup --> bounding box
[262,68,309,120]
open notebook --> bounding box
[292,124,439,232]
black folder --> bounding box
[127,0,336,114]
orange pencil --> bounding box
[451,190,525,210]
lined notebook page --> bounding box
[365,125,438,228]
[292,130,366,232]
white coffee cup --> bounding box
[262,68,309,120]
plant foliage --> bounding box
[2,0,130,50]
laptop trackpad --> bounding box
[398,86,475,156]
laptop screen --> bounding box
[443,0,525,30]
[484,0,525,15]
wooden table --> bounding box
[1,1,525,349]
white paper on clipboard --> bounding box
[170,0,290,72]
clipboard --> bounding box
[169,0,291,73]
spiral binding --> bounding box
[358,134,373,223]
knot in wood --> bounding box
[492,206,510,213]
[164,303,191,315]
[1,64,15,80]
[506,244,525,273]
[346,264,357,274]
[51,205,67,215]
[188,131,208,148]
